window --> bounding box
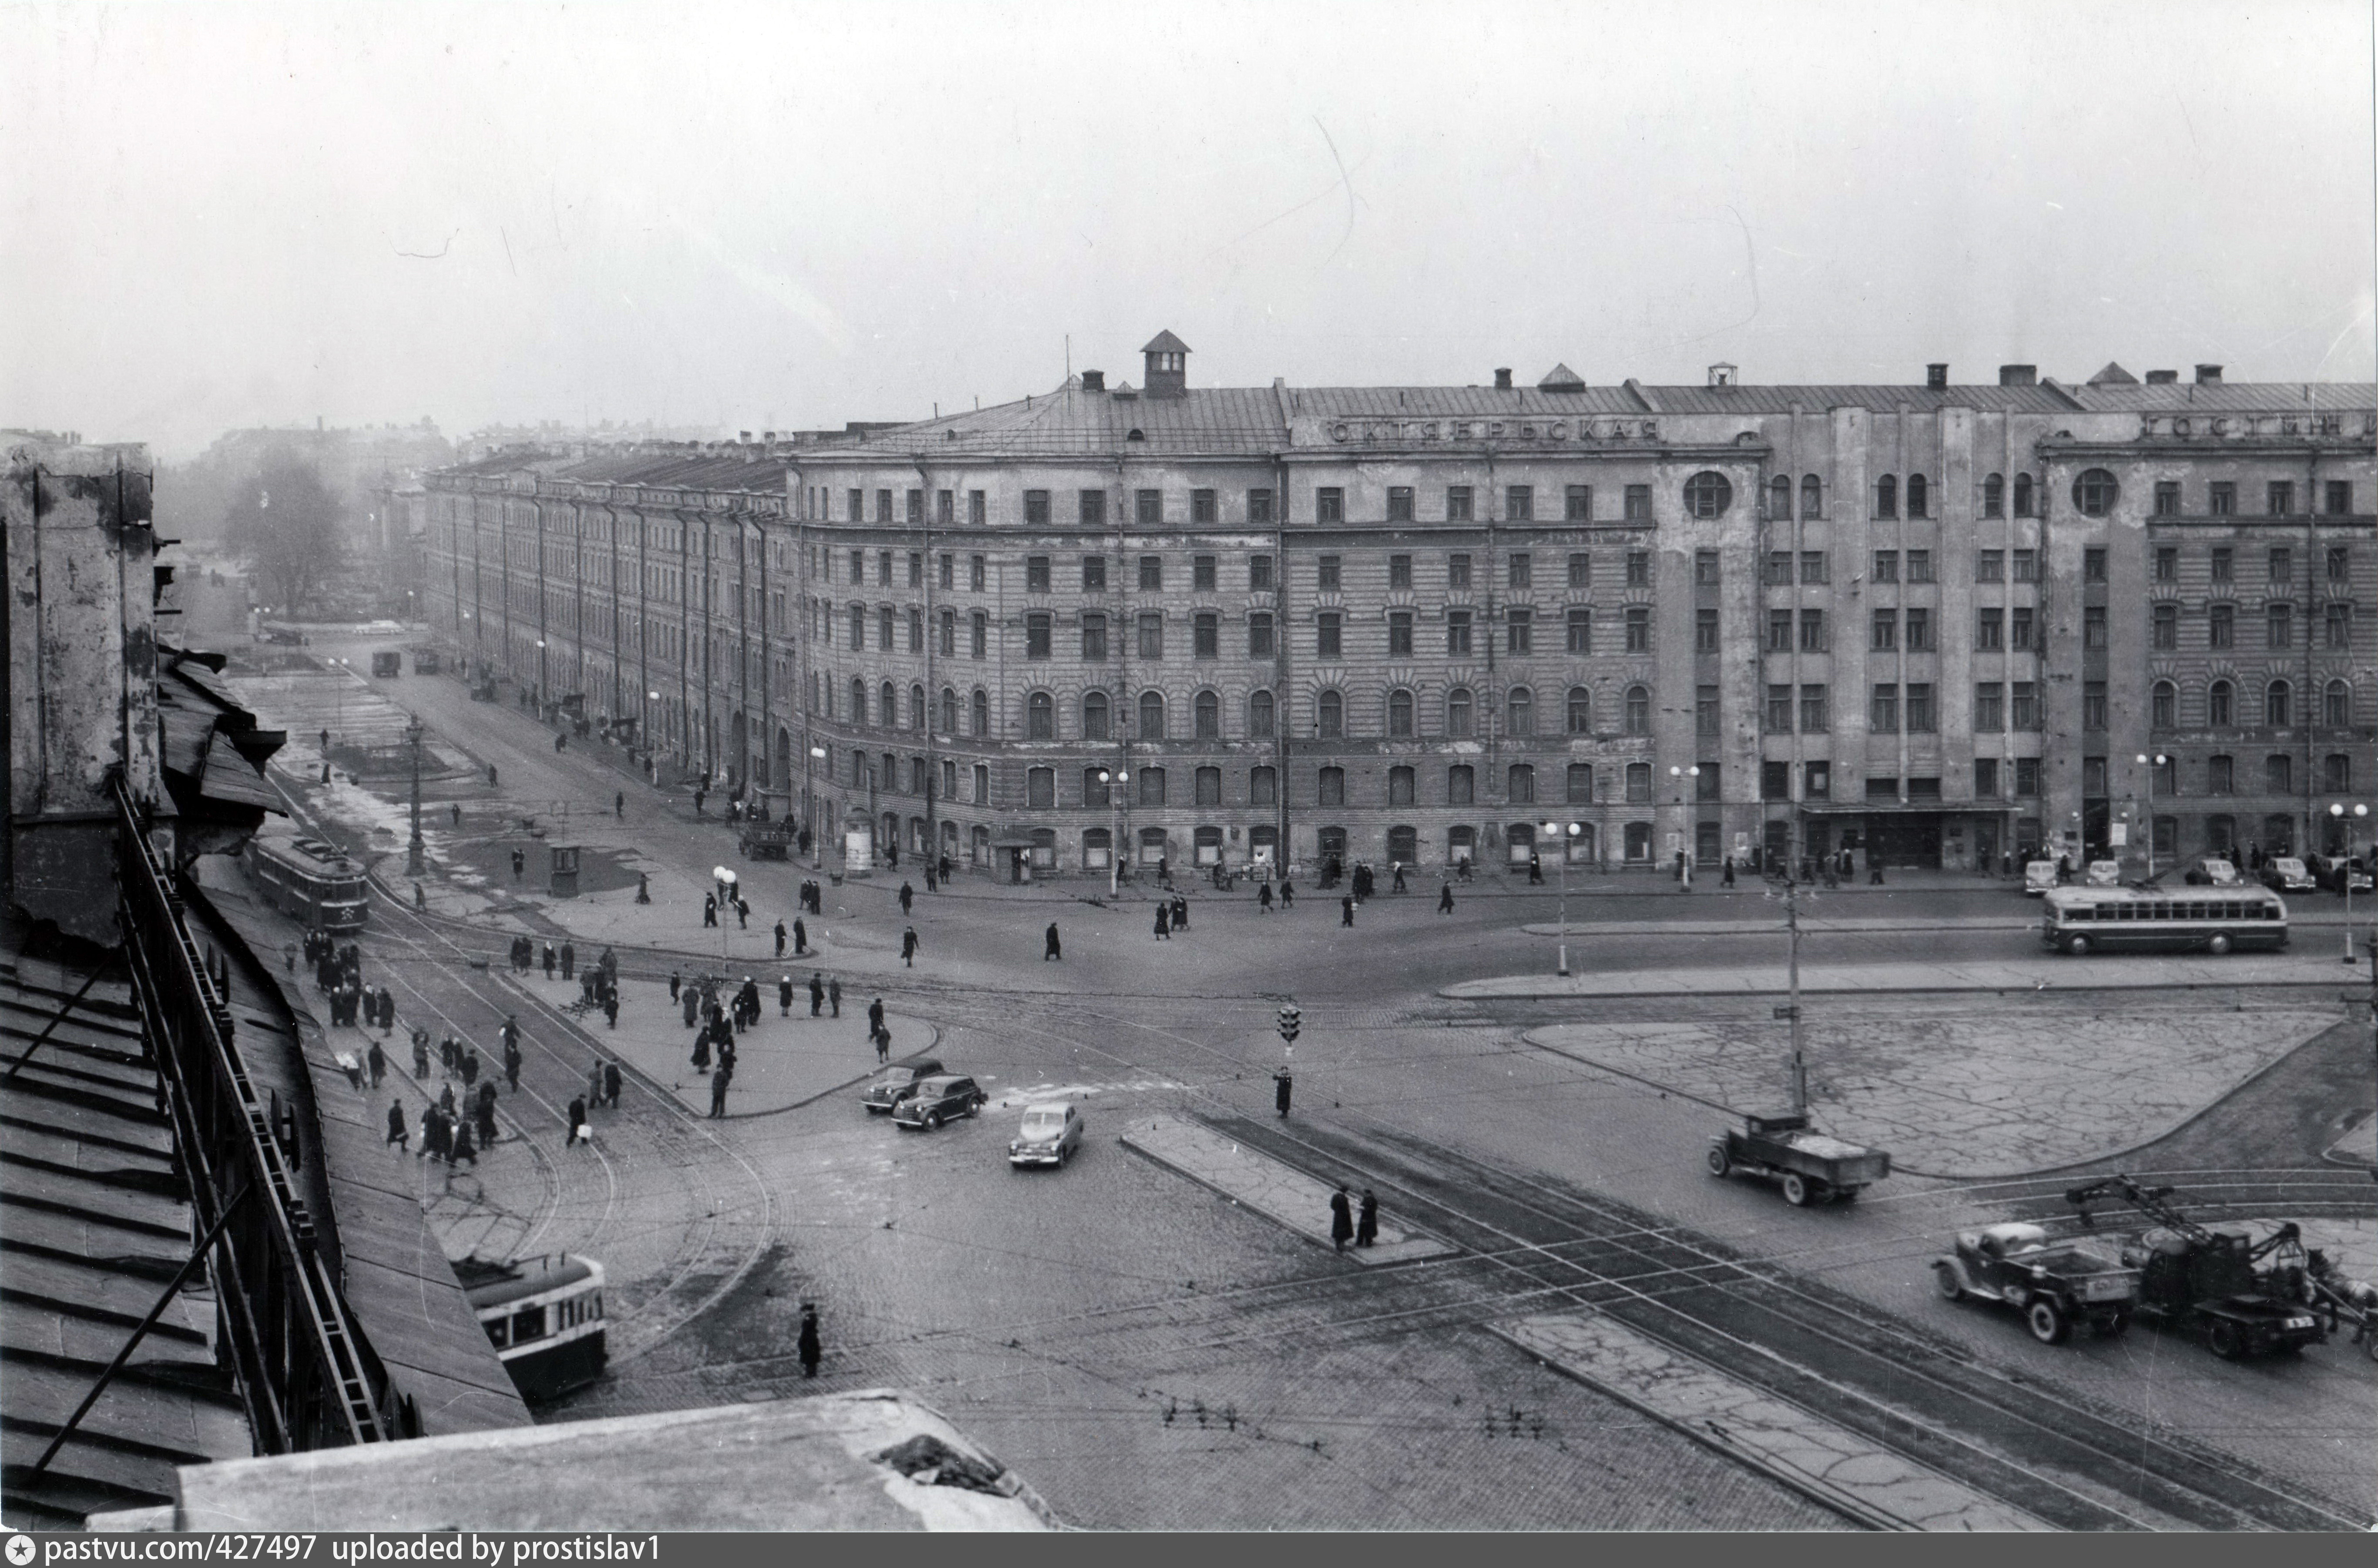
[1768,475,1792,519]
[1905,473,1929,518]
[1977,549,2004,583]
[1976,682,2004,729]
[1138,612,1164,660]
[2266,754,2293,794]
[2151,680,2177,729]
[2154,755,2177,794]
[1696,684,1718,737]
[1194,612,1218,660]
[1082,691,1110,740]
[969,491,986,526]
[1763,760,1791,798]
[909,549,925,587]
[1026,767,1055,809]
[1798,551,1826,584]
[2327,680,2352,727]
[875,492,893,525]
[1871,683,1899,732]
[1447,764,1474,805]
[1567,686,1594,734]
[1316,487,1344,523]
[2082,757,2108,797]
[879,605,896,649]
[1388,765,1415,806]
[2210,603,2234,649]
[1506,486,1533,523]
[1194,691,1220,739]
[1317,554,1342,591]
[1804,761,1830,799]
[2208,754,2234,794]
[1624,484,1652,520]
[1626,684,1651,735]
[1318,612,1343,658]
[1318,766,1345,806]
[2073,469,2119,516]
[1389,553,1413,589]
[1978,607,2004,650]
[1508,551,1532,588]
[2268,601,2292,650]
[1249,553,1273,590]
[1905,608,1931,651]
[1767,551,1794,585]
[2209,680,2234,727]
[2266,680,2291,727]
[1137,768,1166,807]
[1624,606,1650,652]
[1447,608,1473,655]
[1694,607,1717,652]
[2154,482,2180,517]
[1566,763,1594,804]
[2328,481,2355,516]
[1388,688,1415,737]
[939,552,955,591]
[1026,554,1051,592]
[1801,685,1830,732]
[1072,489,1104,527]
[1507,607,1533,654]
[2209,482,2235,516]
[849,677,869,726]
[966,609,987,660]
[1697,764,1721,803]
[1798,609,1826,652]
[1083,767,1110,808]
[1389,610,1414,657]
[1444,486,1474,522]
[2012,548,2039,583]
[1248,489,1275,525]
[1081,613,1107,661]
[972,688,989,736]
[2013,472,2036,517]
[1193,554,1217,591]
[1624,763,1653,803]
[879,549,894,585]
[1694,549,1719,585]
[1138,690,1166,739]
[2329,545,2352,582]
[1871,610,1896,651]
[1507,686,1534,736]
[1767,684,1794,733]
[971,554,988,591]
[1387,487,1414,522]
[1249,689,1275,738]
[2083,680,2106,730]
[2269,545,2293,583]
[1683,472,1732,518]
[2151,546,2177,583]
[2084,605,2107,649]
[1627,550,1651,586]
[1875,475,1898,519]
[1026,612,1052,660]
[2326,753,2352,791]
[1192,489,1217,524]
[1447,687,1474,738]
[1983,474,2005,517]
[2015,757,2040,796]
[942,686,958,733]
[1317,689,1343,738]
[1138,555,1163,592]
[1249,765,1277,805]
[1448,553,1472,588]
[1801,475,1823,517]
[849,602,867,649]
[1565,485,1591,521]
[1248,613,1275,658]
[2268,482,2295,516]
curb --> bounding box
[1116,1119,1452,1267]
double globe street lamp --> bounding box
[1537,820,1584,975]
[2134,752,2169,878]
[2331,801,2368,964]
[1096,767,1130,897]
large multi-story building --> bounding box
[420,337,2376,881]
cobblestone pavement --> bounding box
[1522,1008,2336,1177]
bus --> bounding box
[453,1253,607,1402]
[2039,884,2287,956]
[242,835,369,932]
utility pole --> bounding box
[1778,873,1808,1116]
[406,714,426,876]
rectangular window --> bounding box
[1318,612,1342,658]
[1447,608,1472,655]
[1193,554,1217,591]
[968,553,987,591]
[1624,606,1650,653]
[1389,610,1414,656]
[2014,757,2040,797]
[1623,764,1651,804]
[1975,682,2004,729]
[848,547,865,584]
[1316,487,1344,523]
[2083,605,2107,649]
[1083,768,1110,808]
[1766,684,1794,733]
[939,608,955,656]
[1446,486,1473,522]
[1249,553,1273,590]
[939,552,955,590]
[2151,602,2177,649]
[1389,553,1413,590]
[846,489,865,523]
[1768,609,1796,653]
[2154,546,2177,581]
[1696,684,1719,737]
[1387,486,1414,522]
[1798,609,1826,652]
[2210,482,2236,516]
[1800,684,1829,732]
[1697,764,1721,801]
[1763,760,1791,798]
[1694,607,1716,652]
[2012,548,2039,583]
[849,603,867,649]
[1196,767,1222,806]
[1074,489,1103,527]
[1695,548,1719,585]
[1194,612,1218,660]
[1509,551,1532,587]
[1026,768,1055,809]
[1318,767,1346,807]
[2211,545,2234,582]
[2012,681,2039,729]
[1192,488,1217,524]
[1505,485,1533,523]
[969,490,986,525]
[2082,546,2106,583]
[2210,602,2234,648]
[1906,549,1934,584]
[1628,550,1651,587]
[2207,754,2234,794]
[1137,612,1164,660]
[1249,766,1277,805]
[1138,768,1166,807]
[1564,484,1591,521]
[1800,551,1827,584]
[1766,550,1794,585]
[1448,553,1472,588]
[1505,607,1531,654]
[1871,683,1900,732]
[879,605,896,647]
[1624,484,1652,520]
[1026,555,1050,593]
[973,764,989,805]
[1805,761,1830,798]
[2328,545,2351,581]
[1872,549,1898,583]
[1977,549,2004,583]
[2267,601,2291,649]
[1447,765,1474,805]
[1138,555,1163,592]
[2269,546,2293,583]
[1317,554,1342,591]
[1905,608,1932,651]
[1130,489,1159,527]
[1025,612,1051,660]
[2269,482,2295,516]
[2154,482,2180,516]
[908,550,924,587]
[1080,554,1107,592]
[970,610,987,659]
[2327,601,2351,649]
[875,491,892,524]
[2266,755,2292,795]
[1978,607,2004,650]
[1080,613,1107,661]
[1248,612,1275,657]
[2083,680,2106,730]
[2326,753,2352,791]
[1566,763,1594,804]
[1570,606,1598,655]
[1248,488,1275,524]
[1870,610,1896,651]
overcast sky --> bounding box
[4,0,2371,459]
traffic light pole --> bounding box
[1275,1003,1300,1116]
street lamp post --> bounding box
[714,867,737,967]
[808,745,827,868]
[1539,820,1580,975]
[2135,753,2168,878]
[405,714,426,876]
[2332,802,2368,963]
[1097,768,1130,897]
[1670,765,1700,889]
[1775,871,1811,1115]
[330,657,349,739]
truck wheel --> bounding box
[2026,1298,2072,1345]
[1706,1146,1731,1177]
[2205,933,2232,955]
[1933,1262,1965,1301]
[2064,934,2092,956]
[1781,1173,1810,1206]
[2205,1318,2244,1359]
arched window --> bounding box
[1800,475,1822,518]
[1026,690,1054,740]
[910,683,926,731]
[1138,690,1165,740]
[1194,690,1220,739]
[2327,679,2352,728]
[881,682,899,730]
[850,677,868,725]
[1447,687,1474,739]
[2152,680,2177,730]
[2013,472,2036,517]
[1875,474,1898,519]
[940,686,957,734]
[1906,473,1929,518]
[1566,686,1593,734]
[2208,680,2233,727]
[1982,473,2005,517]
[1507,685,1534,737]
[2073,468,2120,517]
[1248,689,1275,739]
[1768,475,1792,519]
[2266,679,2291,727]
[1082,690,1110,740]
[971,687,989,737]
[1683,472,1732,519]
[1387,688,1415,737]
[1625,684,1650,736]
[1317,689,1344,738]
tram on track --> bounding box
[242,834,370,932]
[453,1253,607,1401]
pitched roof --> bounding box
[1140,329,1191,355]
[2088,361,2140,385]
[1537,363,1586,392]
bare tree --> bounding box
[228,450,344,615]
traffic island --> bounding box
[1118,1114,1454,1266]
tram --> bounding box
[242,834,370,932]
[453,1253,607,1402]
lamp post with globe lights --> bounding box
[1538,820,1582,975]
[1669,765,1700,888]
[2135,752,2168,878]
[1096,767,1130,896]
[808,744,827,867]
[2331,802,2368,963]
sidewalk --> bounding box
[1118,1114,1454,1266]
[1446,952,2351,999]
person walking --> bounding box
[774,920,788,958]
[709,1063,732,1119]
[1721,856,1736,888]
[703,893,718,928]
[460,1047,480,1090]
[542,943,557,979]
[796,1304,822,1378]
[603,1062,622,1109]
[1438,880,1455,915]
[1529,851,1544,885]
[867,996,886,1041]
[1392,863,1408,895]
[1258,881,1273,913]
[899,881,914,917]
[449,1120,478,1170]
[1044,921,1062,961]
[501,1014,520,1060]
[828,976,842,1017]
[367,1039,386,1087]
[614,791,625,819]
[1329,1186,1354,1253]
[1356,1189,1379,1248]
[476,1084,500,1148]
[809,972,825,1016]
[779,975,795,1017]
[411,1029,431,1080]
[691,1022,712,1073]
[901,925,919,967]
[1280,878,1295,910]
[668,970,683,1002]
[1341,894,1355,928]
[602,989,619,1029]
[1171,895,1189,932]
[1154,903,1171,941]
[567,1096,590,1147]
[504,1039,523,1093]
[560,941,575,980]
[682,985,701,1027]
[386,1101,409,1151]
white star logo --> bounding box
[7,1534,37,1566]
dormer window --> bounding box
[1141,331,1191,398]
[1707,362,1737,388]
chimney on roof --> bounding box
[2195,364,2223,385]
[1926,364,1949,390]
[2145,369,2179,385]
[739,430,752,442]
[1142,331,1190,399]
[1998,364,2037,387]
[1080,370,1105,392]
[1493,368,1513,391]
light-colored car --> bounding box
[2022,859,2058,896]
[1007,1102,1085,1168]
[2084,859,2123,888]
[2259,856,2317,893]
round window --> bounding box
[2072,468,2120,516]
[1683,472,1733,519]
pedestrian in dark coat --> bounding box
[709,1065,731,1119]
[1356,1189,1379,1248]
[797,1305,822,1377]
[809,973,825,1016]
[793,917,807,955]
[412,1030,431,1079]
[669,970,682,1001]
[1439,881,1455,914]
[703,893,718,928]
[1281,879,1295,909]
[774,920,788,957]
[1392,863,1408,895]
[502,1015,520,1056]
[477,1089,500,1149]
[615,791,625,819]
[901,925,919,967]
[779,976,795,1016]
[1044,922,1062,961]
[899,881,914,917]
[867,997,886,1039]
[1529,852,1544,885]
[736,898,749,930]
[504,1040,522,1092]
[460,1048,480,1089]
[567,1096,589,1146]
[449,1121,478,1169]
[1258,883,1273,913]
[828,977,842,1017]
[602,991,618,1029]
[1341,895,1355,927]
[542,944,557,979]
[1171,895,1188,931]
[683,987,701,1027]
[440,1035,459,1073]
[691,1025,712,1072]
[1722,857,1736,888]
[512,847,526,880]
[425,1105,451,1163]
[1154,904,1170,940]
[603,1062,622,1109]
[367,1040,386,1087]
[386,1102,408,1150]
[560,942,574,979]
[1329,1186,1354,1252]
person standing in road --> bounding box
[1044,921,1062,961]
[602,989,619,1029]
[542,943,557,979]
[411,1029,431,1080]
[709,1062,732,1119]
[809,972,825,1016]
[603,1062,622,1109]
[669,970,682,1001]
[501,1015,520,1059]
[867,996,886,1042]
[793,916,807,955]
[736,897,749,929]
[367,1039,386,1087]
[1356,1189,1379,1248]
[385,1101,408,1151]
[1258,882,1273,913]
[774,920,788,958]
[560,942,574,980]
[899,881,914,917]
[828,976,842,1017]
[901,925,919,967]
[1722,856,1736,888]
[779,975,795,1016]
[1341,894,1355,928]
[615,791,624,819]
[1171,895,1189,932]
[1329,1186,1354,1252]
[704,893,718,928]
[797,1304,822,1378]
[449,1119,477,1170]
[460,1047,480,1090]
[1280,878,1295,909]
[1438,880,1455,915]
[1154,903,1171,941]
[1529,852,1544,885]
[567,1096,589,1147]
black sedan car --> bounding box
[859,1058,944,1113]
[890,1074,988,1130]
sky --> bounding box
[4,0,2373,459]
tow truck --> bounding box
[2065,1175,2328,1359]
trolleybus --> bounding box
[453,1253,607,1402]
[2039,884,2287,956]
[242,834,370,932]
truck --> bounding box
[1707,1113,1890,1206]
[1932,1221,2139,1344]
[2065,1176,2328,1359]
[737,819,797,861]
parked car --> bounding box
[1933,1222,2139,1344]
[2022,859,2058,896]
[2183,857,2243,887]
[2083,859,2123,888]
[2258,856,2317,893]
[1007,1102,1085,1168]
[2308,853,2374,894]
[891,1074,988,1130]
[859,1057,944,1113]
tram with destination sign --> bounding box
[2039,884,2287,956]
[242,834,370,932]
